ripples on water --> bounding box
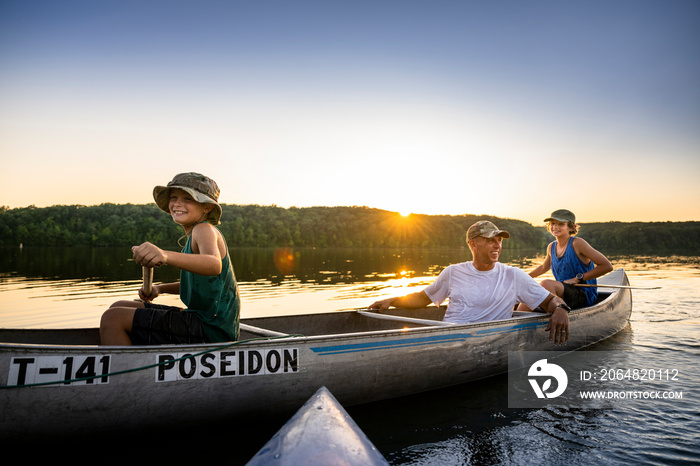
[1,248,699,465]
[360,255,700,466]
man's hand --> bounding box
[545,305,570,345]
[368,291,432,312]
[368,297,394,312]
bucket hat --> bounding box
[153,172,222,225]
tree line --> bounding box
[1,204,698,253]
[0,203,545,249]
[574,221,700,254]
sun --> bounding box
[399,211,411,217]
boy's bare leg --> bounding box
[516,279,564,312]
[100,306,137,346]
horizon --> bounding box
[2,1,699,227]
[3,201,696,228]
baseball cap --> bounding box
[467,220,510,241]
[543,209,576,224]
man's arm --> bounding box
[368,291,432,311]
[540,294,570,345]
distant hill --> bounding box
[575,221,700,254]
[1,204,698,253]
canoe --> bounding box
[0,268,632,440]
[246,386,389,465]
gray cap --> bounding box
[543,209,575,224]
[467,220,510,241]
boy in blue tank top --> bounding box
[517,209,613,311]
[99,173,240,346]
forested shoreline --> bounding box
[1,204,698,253]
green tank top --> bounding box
[180,230,240,342]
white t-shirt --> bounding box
[424,262,550,324]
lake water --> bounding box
[1,247,699,465]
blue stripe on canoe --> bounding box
[311,334,468,355]
[473,321,544,335]
[311,321,546,355]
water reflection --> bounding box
[0,246,536,325]
[0,246,542,283]
[1,247,699,329]
[4,247,697,284]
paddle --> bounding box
[356,309,455,327]
[573,283,660,290]
[142,266,154,302]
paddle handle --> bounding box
[573,283,660,289]
[142,266,154,298]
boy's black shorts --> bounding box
[561,283,590,309]
[131,302,206,345]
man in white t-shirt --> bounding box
[369,220,571,345]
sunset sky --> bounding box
[1,0,699,226]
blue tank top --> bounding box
[551,237,597,306]
[180,230,240,342]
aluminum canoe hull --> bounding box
[0,269,632,439]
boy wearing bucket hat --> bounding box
[369,220,571,345]
[517,209,613,312]
[100,173,240,346]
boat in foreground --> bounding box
[0,269,632,440]
[246,386,389,465]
